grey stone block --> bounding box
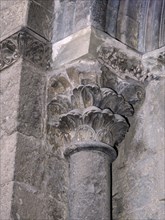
[0,181,14,220]
[0,59,22,138]
[27,1,54,41]
[31,0,55,12]
[0,133,17,185]
[17,61,45,138]
[0,0,28,41]
[14,133,44,188]
[11,181,67,220]
[112,78,165,219]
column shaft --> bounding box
[68,150,112,220]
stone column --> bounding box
[65,142,116,220]
[48,80,135,219]
[48,26,145,220]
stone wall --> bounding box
[113,77,165,220]
[0,60,22,219]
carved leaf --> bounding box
[100,88,134,116]
[81,84,101,108]
[59,110,82,133]
[72,86,84,109]
[109,114,129,146]
[74,125,96,142]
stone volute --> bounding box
[47,65,144,220]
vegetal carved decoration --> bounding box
[46,66,144,150]
[98,46,144,80]
[58,107,129,146]
[0,29,51,71]
[158,52,165,64]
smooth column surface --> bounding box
[68,150,113,220]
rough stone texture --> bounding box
[27,0,55,41]
[2,0,164,52]
[50,0,165,52]
[52,26,142,74]
[0,181,14,220]
[0,58,68,219]
[112,78,165,220]
[0,0,28,41]
[0,29,52,72]
[0,59,22,138]
[0,133,17,186]
[1,1,165,219]
[52,0,108,43]
[0,59,22,219]
[68,150,111,220]
[105,0,165,52]
[17,61,45,138]
[52,27,91,69]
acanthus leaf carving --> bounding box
[57,106,129,147]
[47,63,145,152]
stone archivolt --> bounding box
[47,67,144,153]
[0,28,51,71]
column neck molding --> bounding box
[0,27,51,71]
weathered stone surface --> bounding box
[17,61,45,138]
[27,0,54,41]
[68,151,111,220]
[0,60,22,220]
[0,133,17,186]
[47,60,144,155]
[142,46,165,81]
[14,133,44,188]
[98,46,143,80]
[52,26,144,81]
[52,27,91,69]
[11,135,68,219]
[0,0,28,41]
[105,0,165,52]
[1,2,165,219]
[0,29,52,71]
[0,181,14,220]
[48,54,145,220]
[105,0,120,38]
[31,0,55,13]
[112,78,165,220]
[11,181,47,220]
[0,59,22,137]
[52,0,108,43]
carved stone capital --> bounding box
[58,106,129,147]
[46,65,143,153]
[0,28,51,71]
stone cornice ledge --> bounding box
[52,26,165,82]
[0,27,52,71]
